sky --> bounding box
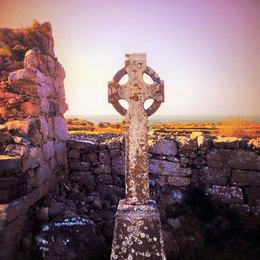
[0,0,259,117]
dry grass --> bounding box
[67,118,260,138]
[218,118,259,138]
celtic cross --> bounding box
[108,53,164,204]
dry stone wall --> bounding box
[64,133,260,258]
[0,21,68,259]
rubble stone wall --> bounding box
[65,134,260,257]
[0,21,68,259]
[67,134,260,220]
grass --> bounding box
[67,118,260,138]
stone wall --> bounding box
[63,133,260,259]
[0,21,68,259]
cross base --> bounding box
[110,200,166,260]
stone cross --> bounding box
[108,53,164,204]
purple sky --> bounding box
[1,0,259,117]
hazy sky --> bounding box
[0,0,259,117]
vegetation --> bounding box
[66,118,260,138]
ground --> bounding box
[66,118,260,138]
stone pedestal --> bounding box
[111,200,166,260]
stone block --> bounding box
[213,137,240,149]
[94,165,111,174]
[148,139,177,156]
[167,176,191,187]
[5,119,31,136]
[249,138,260,150]
[39,116,49,141]
[0,155,21,174]
[110,148,121,158]
[20,102,40,117]
[81,152,98,164]
[149,159,180,175]
[68,149,80,159]
[40,97,50,114]
[69,171,95,188]
[197,136,208,148]
[70,161,90,171]
[67,139,98,150]
[207,149,260,170]
[53,117,68,141]
[55,142,67,166]
[232,170,260,186]
[112,156,125,175]
[190,131,204,140]
[111,200,166,259]
[97,174,113,185]
[22,147,43,171]
[99,151,111,165]
[5,144,29,157]
[97,185,124,200]
[33,162,52,187]
[42,141,55,160]
[200,167,230,185]
[107,140,121,150]
[176,136,197,153]
[8,68,38,96]
[207,185,244,204]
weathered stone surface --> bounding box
[93,164,111,174]
[167,176,191,187]
[176,136,197,153]
[149,159,180,175]
[5,144,29,156]
[67,149,80,159]
[0,21,68,258]
[97,174,113,185]
[69,171,95,192]
[213,137,240,149]
[55,142,67,166]
[42,141,55,160]
[97,185,124,200]
[149,139,177,156]
[53,116,68,141]
[22,147,43,171]
[111,200,166,260]
[111,156,125,175]
[200,167,230,185]
[21,101,40,117]
[0,175,56,223]
[207,185,244,204]
[34,162,52,188]
[197,135,207,148]
[0,155,21,174]
[207,149,260,170]
[249,138,260,150]
[99,151,111,165]
[67,139,98,150]
[232,170,260,186]
[190,131,204,140]
[35,216,105,260]
[5,119,31,136]
[69,161,90,171]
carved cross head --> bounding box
[108,53,164,117]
